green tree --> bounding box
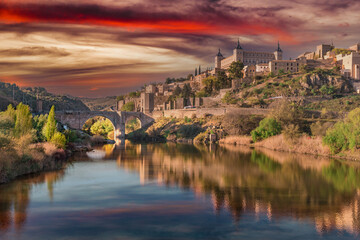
[33,114,48,141]
[51,132,67,148]
[121,101,135,112]
[251,117,282,142]
[228,61,244,79]
[14,103,33,138]
[173,86,182,96]
[181,83,192,98]
[43,105,57,141]
[4,104,16,122]
[90,119,114,138]
[216,70,230,89]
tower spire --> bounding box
[217,48,223,57]
[236,38,242,49]
[277,41,282,52]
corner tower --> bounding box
[274,41,283,60]
[215,48,224,69]
[233,39,244,62]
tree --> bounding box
[251,117,282,142]
[173,86,182,96]
[228,61,244,79]
[121,101,135,112]
[43,105,57,141]
[33,114,48,141]
[181,83,192,98]
[14,103,33,138]
[216,70,230,89]
[90,119,114,138]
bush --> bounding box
[177,125,203,139]
[222,114,263,136]
[251,118,282,142]
[121,101,135,112]
[222,91,238,104]
[194,132,208,143]
[310,121,334,137]
[323,108,360,154]
[50,132,67,149]
[90,119,114,138]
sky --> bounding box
[0,0,359,97]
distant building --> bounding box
[316,44,334,59]
[349,43,360,52]
[145,85,157,94]
[214,40,283,70]
[337,52,360,80]
[269,58,306,74]
[140,92,154,113]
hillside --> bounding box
[81,96,117,111]
[0,82,89,111]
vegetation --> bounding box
[228,60,244,79]
[323,108,360,154]
[90,118,114,139]
[251,118,282,142]
[121,101,135,111]
[222,91,238,104]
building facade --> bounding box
[337,52,360,80]
[214,40,283,70]
[269,58,306,74]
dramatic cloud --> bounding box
[0,0,359,97]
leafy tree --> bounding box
[222,91,238,104]
[173,86,182,96]
[116,95,125,101]
[50,132,67,148]
[43,105,57,141]
[323,108,360,154]
[4,104,16,122]
[128,91,140,98]
[228,61,244,79]
[14,103,33,138]
[33,114,48,141]
[90,119,114,138]
[251,117,282,142]
[217,70,230,89]
[181,83,192,98]
[121,101,135,112]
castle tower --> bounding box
[274,41,283,60]
[215,48,224,69]
[233,39,244,62]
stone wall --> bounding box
[151,107,269,119]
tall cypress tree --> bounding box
[43,105,57,141]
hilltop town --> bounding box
[114,40,360,119]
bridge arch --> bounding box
[54,110,154,141]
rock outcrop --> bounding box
[301,73,353,93]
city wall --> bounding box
[151,107,269,119]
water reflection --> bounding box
[0,169,65,232]
[1,142,360,237]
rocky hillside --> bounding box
[80,96,117,111]
[0,81,89,111]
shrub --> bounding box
[14,103,33,138]
[121,101,135,112]
[251,117,282,142]
[177,125,203,139]
[310,121,334,137]
[222,113,263,136]
[50,132,67,149]
[222,91,238,104]
[194,132,208,143]
[323,108,360,154]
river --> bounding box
[1,142,360,239]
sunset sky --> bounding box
[0,0,359,97]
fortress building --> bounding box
[214,40,283,71]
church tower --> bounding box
[214,48,224,69]
[233,39,244,62]
[274,41,283,60]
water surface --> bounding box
[1,142,360,239]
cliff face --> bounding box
[301,73,353,93]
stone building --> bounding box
[316,44,333,59]
[349,43,360,52]
[145,85,157,94]
[337,52,360,80]
[215,40,283,70]
[140,92,154,113]
[269,58,306,74]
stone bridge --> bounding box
[54,110,154,141]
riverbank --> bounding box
[0,142,67,184]
[219,134,360,161]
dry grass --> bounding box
[219,135,252,146]
[90,135,106,144]
[41,142,58,156]
[255,134,330,156]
